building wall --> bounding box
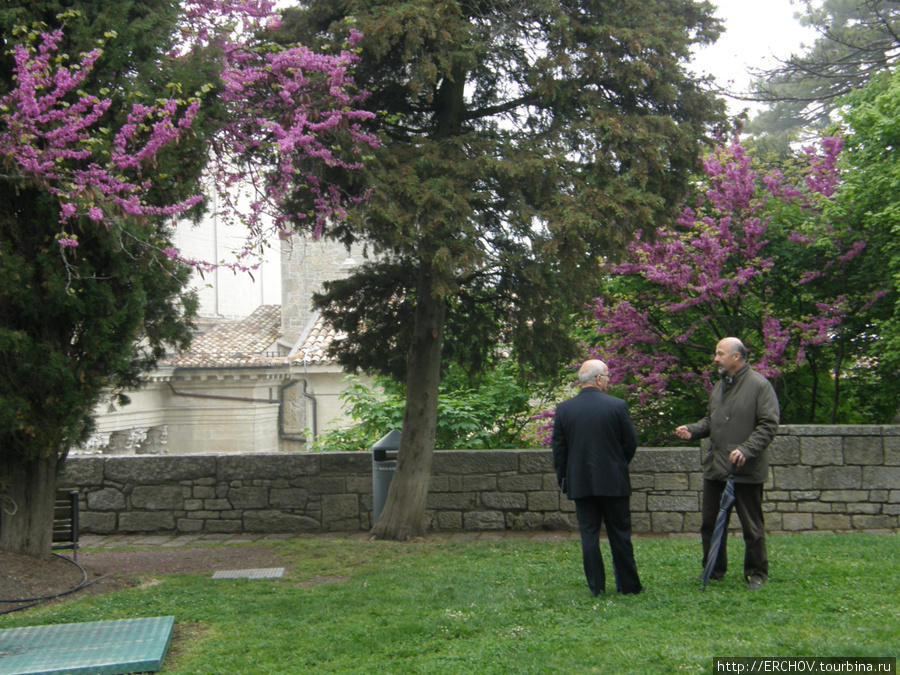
[82,369,291,455]
[174,208,281,320]
[59,425,900,536]
[280,236,363,347]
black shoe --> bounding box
[747,575,766,590]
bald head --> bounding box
[714,337,747,376]
[578,359,609,391]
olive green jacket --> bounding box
[686,364,780,484]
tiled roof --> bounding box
[168,305,283,368]
[288,313,343,366]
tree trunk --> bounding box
[0,454,59,560]
[371,263,446,541]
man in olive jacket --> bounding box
[552,359,643,596]
[675,337,779,590]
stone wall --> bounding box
[58,425,900,536]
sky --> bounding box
[690,0,819,114]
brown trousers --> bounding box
[701,479,768,580]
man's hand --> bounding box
[674,426,692,441]
[729,448,746,466]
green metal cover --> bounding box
[0,616,174,675]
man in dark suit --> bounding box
[551,359,644,596]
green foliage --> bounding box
[0,186,196,459]
[5,534,899,673]
[278,0,728,382]
[828,66,900,413]
[308,361,551,451]
[0,1,204,463]
[746,0,900,147]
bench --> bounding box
[52,490,80,560]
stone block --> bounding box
[542,475,562,491]
[654,474,689,491]
[847,503,881,515]
[498,475,543,492]
[309,476,346,495]
[217,453,319,481]
[630,448,700,473]
[192,486,216,499]
[773,465,812,490]
[119,511,175,532]
[507,512,547,530]
[131,485,184,510]
[429,476,450,492]
[427,493,477,510]
[79,511,116,534]
[851,514,897,530]
[463,510,505,531]
[481,492,527,510]
[844,437,884,465]
[890,491,900,504]
[819,490,869,503]
[630,492,647,512]
[883,505,900,516]
[543,512,578,531]
[59,457,105,487]
[184,499,203,511]
[800,437,843,465]
[782,513,813,531]
[243,510,321,533]
[270,488,308,508]
[203,498,232,511]
[813,466,862,490]
[647,494,697,512]
[322,494,359,521]
[206,519,242,533]
[177,518,204,533]
[683,512,703,532]
[797,502,832,513]
[462,475,497,491]
[87,488,125,511]
[885,437,900,466]
[228,486,268,509]
[318,453,370,474]
[518,451,553,474]
[630,474,654,490]
[650,512,684,533]
[528,491,562,512]
[862,466,900,490]
[433,450,518,474]
[631,513,651,533]
[435,511,462,530]
[768,435,800,465]
[813,513,851,530]
[106,455,217,483]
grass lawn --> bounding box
[2,533,898,673]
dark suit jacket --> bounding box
[551,388,639,499]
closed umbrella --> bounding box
[700,464,736,590]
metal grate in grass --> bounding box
[211,568,285,579]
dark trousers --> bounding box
[574,496,643,595]
[701,479,768,580]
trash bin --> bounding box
[372,430,401,524]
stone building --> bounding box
[78,227,367,456]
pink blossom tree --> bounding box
[536,136,889,445]
[0,0,377,558]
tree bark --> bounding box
[371,263,446,541]
[0,454,59,559]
